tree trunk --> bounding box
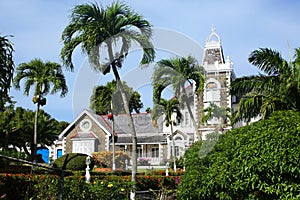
[170,123,176,172]
[107,43,137,200]
[33,102,40,164]
[182,87,201,141]
[112,113,116,173]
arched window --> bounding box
[206,82,218,89]
[204,79,220,102]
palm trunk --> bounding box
[182,87,201,141]
[112,115,116,173]
[170,123,176,172]
[33,102,40,164]
[107,43,137,200]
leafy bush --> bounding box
[92,151,130,170]
[178,110,300,199]
[0,149,29,167]
[53,153,94,171]
[0,173,180,199]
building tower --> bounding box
[198,26,236,140]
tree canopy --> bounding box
[90,80,143,115]
[61,2,155,195]
[0,35,14,111]
[0,107,68,159]
[178,110,300,199]
[152,56,205,140]
[230,48,300,123]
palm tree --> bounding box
[13,58,68,162]
[152,56,205,139]
[151,98,182,172]
[201,102,231,132]
[90,80,143,115]
[230,47,300,123]
[60,2,155,198]
[0,35,14,111]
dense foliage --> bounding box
[0,173,180,199]
[230,48,300,123]
[178,110,300,199]
[0,107,68,159]
[53,153,94,171]
[0,35,14,111]
[90,80,143,115]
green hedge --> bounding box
[53,153,94,171]
[0,173,180,199]
[178,110,300,199]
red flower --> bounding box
[108,113,113,120]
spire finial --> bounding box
[211,24,216,33]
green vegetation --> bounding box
[151,98,182,171]
[60,2,155,193]
[152,56,205,139]
[0,172,180,199]
[230,48,300,123]
[13,58,68,162]
[90,80,143,115]
[0,35,14,111]
[0,107,68,160]
[53,153,94,171]
[178,110,300,199]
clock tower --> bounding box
[197,26,236,140]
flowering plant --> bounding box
[137,157,151,166]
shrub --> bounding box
[92,151,130,170]
[178,110,300,199]
[53,153,94,171]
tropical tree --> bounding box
[230,47,300,123]
[201,102,232,132]
[151,98,182,172]
[0,107,68,159]
[60,2,155,198]
[152,56,204,139]
[90,80,143,115]
[0,35,14,111]
[13,59,68,162]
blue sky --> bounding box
[1,0,300,122]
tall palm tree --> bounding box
[230,47,300,123]
[14,58,68,162]
[151,98,182,172]
[60,2,155,198]
[152,56,205,139]
[0,35,14,111]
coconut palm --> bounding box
[152,98,182,172]
[0,35,14,111]
[152,56,204,139]
[14,58,68,162]
[60,2,155,197]
[230,47,300,123]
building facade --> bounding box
[49,27,237,165]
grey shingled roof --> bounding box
[101,112,163,135]
[115,134,167,144]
